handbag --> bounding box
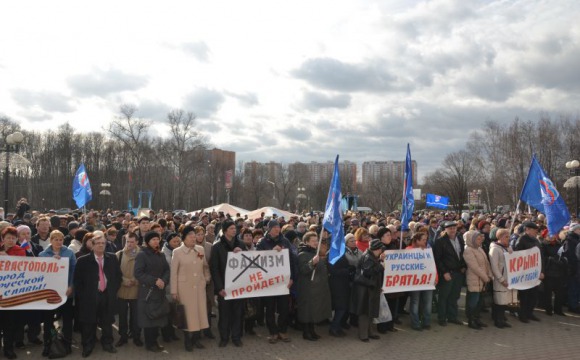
[48,330,67,359]
[145,286,170,320]
[172,301,187,329]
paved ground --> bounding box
[13,298,580,360]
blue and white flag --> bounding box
[520,155,570,236]
[323,155,345,265]
[400,144,414,231]
[426,193,449,209]
[72,163,92,208]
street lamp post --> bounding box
[2,132,25,212]
[297,185,306,213]
[565,160,580,218]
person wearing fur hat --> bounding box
[134,231,170,352]
[209,220,246,348]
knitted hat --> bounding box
[144,231,160,244]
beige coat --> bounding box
[489,241,518,305]
[463,231,492,292]
[116,247,140,299]
[170,244,210,331]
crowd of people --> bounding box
[1,201,580,359]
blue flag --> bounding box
[324,155,345,265]
[400,144,414,231]
[426,193,449,209]
[520,155,570,236]
[73,163,93,208]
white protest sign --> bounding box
[382,248,437,293]
[224,249,290,300]
[0,256,68,310]
[505,247,541,290]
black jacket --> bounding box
[74,252,122,323]
[352,250,383,318]
[433,233,466,276]
[515,233,544,274]
[134,246,171,328]
[328,253,353,310]
[563,232,580,276]
[256,233,297,281]
[210,234,246,295]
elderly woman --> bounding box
[463,230,493,330]
[135,231,170,352]
[171,226,210,351]
[39,230,77,355]
[297,231,332,341]
[489,229,516,328]
[353,239,384,342]
[0,227,26,359]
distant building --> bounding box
[289,161,357,191]
[362,160,417,188]
[243,161,282,183]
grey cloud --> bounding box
[197,119,223,133]
[67,69,148,97]
[225,91,259,107]
[293,57,401,93]
[182,41,211,62]
[301,91,351,111]
[183,88,225,118]
[282,126,312,141]
[10,89,76,113]
[521,40,580,91]
[462,69,516,102]
[137,100,172,121]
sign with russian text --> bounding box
[504,247,541,290]
[382,248,437,293]
[224,250,290,300]
[0,256,68,310]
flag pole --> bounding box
[311,221,325,281]
[508,200,521,235]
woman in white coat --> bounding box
[171,226,211,352]
[489,228,517,329]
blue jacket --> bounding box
[39,245,77,287]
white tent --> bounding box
[188,203,249,217]
[245,206,298,220]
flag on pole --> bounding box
[520,155,570,236]
[324,155,345,265]
[72,163,93,208]
[426,193,449,209]
[400,144,414,231]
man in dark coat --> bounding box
[433,221,466,326]
[515,221,544,322]
[74,232,122,357]
[563,224,580,313]
[328,250,353,337]
[210,220,246,347]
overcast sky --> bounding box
[1,0,578,180]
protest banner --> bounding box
[504,247,541,290]
[0,256,68,310]
[382,248,437,293]
[224,249,290,300]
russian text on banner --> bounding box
[0,256,68,310]
[224,249,290,300]
[382,248,437,293]
[504,247,541,290]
